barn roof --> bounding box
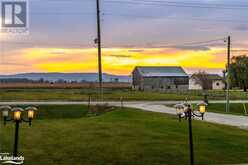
[134,66,188,77]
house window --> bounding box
[216,82,220,86]
[167,86,171,89]
[175,85,178,89]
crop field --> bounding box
[0,88,247,101]
[0,82,131,89]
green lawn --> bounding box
[0,88,248,101]
[204,103,248,116]
[168,103,248,116]
[1,105,248,164]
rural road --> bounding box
[1,100,248,129]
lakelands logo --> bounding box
[1,0,29,34]
[0,153,24,164]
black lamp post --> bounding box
[0,106,37,157]
[175,102,207,165]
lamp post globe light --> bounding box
[25,107,38,126]
[12,107,24,121]
[0,106,37,157]
[174,104,185,122]
[197,102,207,120]
[0,106,12,125]
[175,102,207,165]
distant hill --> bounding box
[0,73,131,83]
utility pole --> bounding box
[226,36,231,113]
[96,0,103,100]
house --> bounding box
[132,66,189,91]
[189,74,225,90]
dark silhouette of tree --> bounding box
[229,55,248,92]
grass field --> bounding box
[1,105,248,164]
[168,103,248,116]
[204,103,248,116]
[0,88,248,101]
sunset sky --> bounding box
[0,0,248,75]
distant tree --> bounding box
[229,55,248,92]
[56,79,67,84]
[38,78,45,83]
[191,71,211,90]
[0,78,33,83]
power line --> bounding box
[128,0,248,8]
[102,38,226,48]
[1,37,225,49]
[103,12,248,24]
[30,0,248,8]
[29,11,248,24]
[103,0,248,10]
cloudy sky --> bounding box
[0,0,248,75]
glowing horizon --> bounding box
[0,45,239,75]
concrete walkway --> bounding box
[0,101,248,129]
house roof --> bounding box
[134,66,188,77]
[190,74,223,80]
[205,74,223,80]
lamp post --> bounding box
[0,106,37,157]
[175,102,207,165]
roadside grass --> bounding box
[204,103,248,116]
[1,105,248,164]
[167,103,248,116]
[0,88,248,101]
